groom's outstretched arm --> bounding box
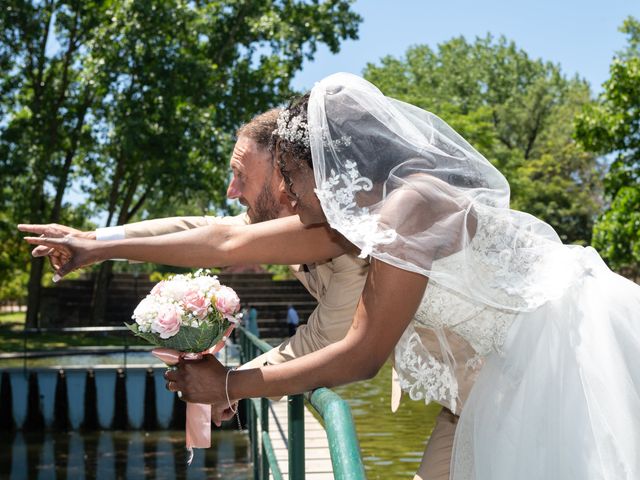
[110,214,249,240]
[24,214,248,263]
[21,216,352,278]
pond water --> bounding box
[0,347,240,369]
[1,350,440,479]
[335,362,441,479]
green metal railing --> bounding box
[237,327,366,480]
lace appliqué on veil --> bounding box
[315,160,397,258]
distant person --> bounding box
[286,304,299,337]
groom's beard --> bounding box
[248,184,281,224]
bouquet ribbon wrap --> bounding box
[151,325,234,464]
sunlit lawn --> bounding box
[0,311,25,326]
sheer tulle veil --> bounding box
[298,73,640,479]
[307,72,576,312]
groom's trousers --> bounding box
[414,408,458,480]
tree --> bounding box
[0,0,361,326]
[0,1,106,324]
[364,35,603,245]
[575,16,640,279]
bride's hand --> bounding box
[165,355,238,425]
[20,231,105,281]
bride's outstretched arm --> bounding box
[20,216,351,279]
[166,259,428,412]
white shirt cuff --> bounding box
[95,225,125,241]
[95,225,128,262]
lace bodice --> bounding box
[394,211,530,412]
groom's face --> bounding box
[227,135,292,224]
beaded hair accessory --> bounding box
[275,109,310,147]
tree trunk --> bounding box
[90,262,113,325]
[25,257,45,328]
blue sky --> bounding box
[292,0,639,94]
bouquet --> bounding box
[127,269,241,462]
[126,269,241,351]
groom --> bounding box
[26,108,465,480]
[29,108,368,370]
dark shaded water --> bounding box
[1,430,251,480]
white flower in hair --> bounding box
[275,109,310,147]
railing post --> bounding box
[260,397,269,480]
[236,326,364,479]
[288,394,305,480]
[250,398,259,479]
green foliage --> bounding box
[617,16,640,61]
[575,17,640,277]
[364,35,602,244]
[0,200,93,301]
[126,319,230,353]
[149,270,182,283]
[263,263,295,280]
[591,187,640,279]
[77,0,361,225]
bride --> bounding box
[23,73,640,479]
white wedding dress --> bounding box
[393,210,640,479]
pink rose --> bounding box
[183,290,211,320]
[151,281,165,296]
[215,286,240,317]
[151,303,183,339]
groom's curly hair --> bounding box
[236,108,281,160]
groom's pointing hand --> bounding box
[20,233,103,281]
[18,223,96,273]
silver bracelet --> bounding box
[225,367,237,414]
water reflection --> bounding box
[0,430,251,480]
[334,362,442,479]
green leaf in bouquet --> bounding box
[125,320,231,353]
[125,322,160,345]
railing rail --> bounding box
[237,326,366,480]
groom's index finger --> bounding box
[17,224,48,234]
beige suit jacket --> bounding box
[122,215,369,369]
